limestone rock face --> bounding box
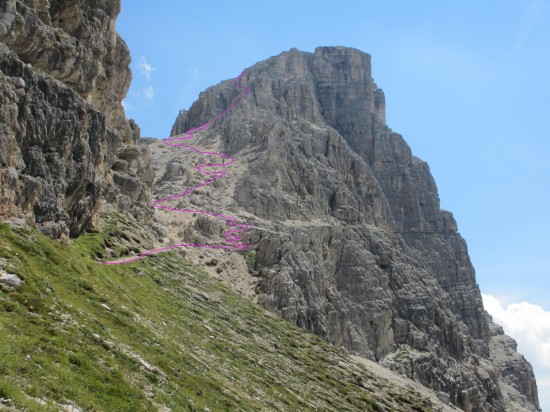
[165,47,540,411]
[0,0,152,237]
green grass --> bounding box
[0,219,434,411]
[243,250,258,276]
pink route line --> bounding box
[99,71,251,265]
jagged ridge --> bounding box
[0,0,153,238]
[0,1,540,409]
[165,47,540,411]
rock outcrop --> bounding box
[5,1,537,409]
[0,0,153,238]
[165,47,540,411]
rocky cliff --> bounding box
[0,4,474,409]
[1,3,540,408]
[0,0,153,238]
[165,47,540,411]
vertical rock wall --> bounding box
[0,0,153,237]
[169,47,540,411]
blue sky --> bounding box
[117,2,550,407]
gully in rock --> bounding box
[99,71,251,265]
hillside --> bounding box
[163,47,540,411]
[0,215,459,411]
[0,1,541,411]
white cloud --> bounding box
[538,376,550,410]
[189,66,199,84]
[144,86,155,100]
[483,294,550,368]
[138,56,155,80]
[482,293,550,410]
[512,1,545,54]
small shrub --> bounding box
[244,250,256,273]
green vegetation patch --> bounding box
[0,220,434,411]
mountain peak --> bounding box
[163,46,540,411]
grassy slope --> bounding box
[0,218,435,411]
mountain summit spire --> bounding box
[161,46,540,411]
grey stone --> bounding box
[0,0,153,237]
[0,269,22,288]
[162,46,541,412]
[437,392,451,405]
[193,292,211,303]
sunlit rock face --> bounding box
[0,0,153,238]
[167,46,540,411]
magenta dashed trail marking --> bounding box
[99,71,250,265]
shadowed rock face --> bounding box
[0,0,153,237]
[170,47,540,411]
